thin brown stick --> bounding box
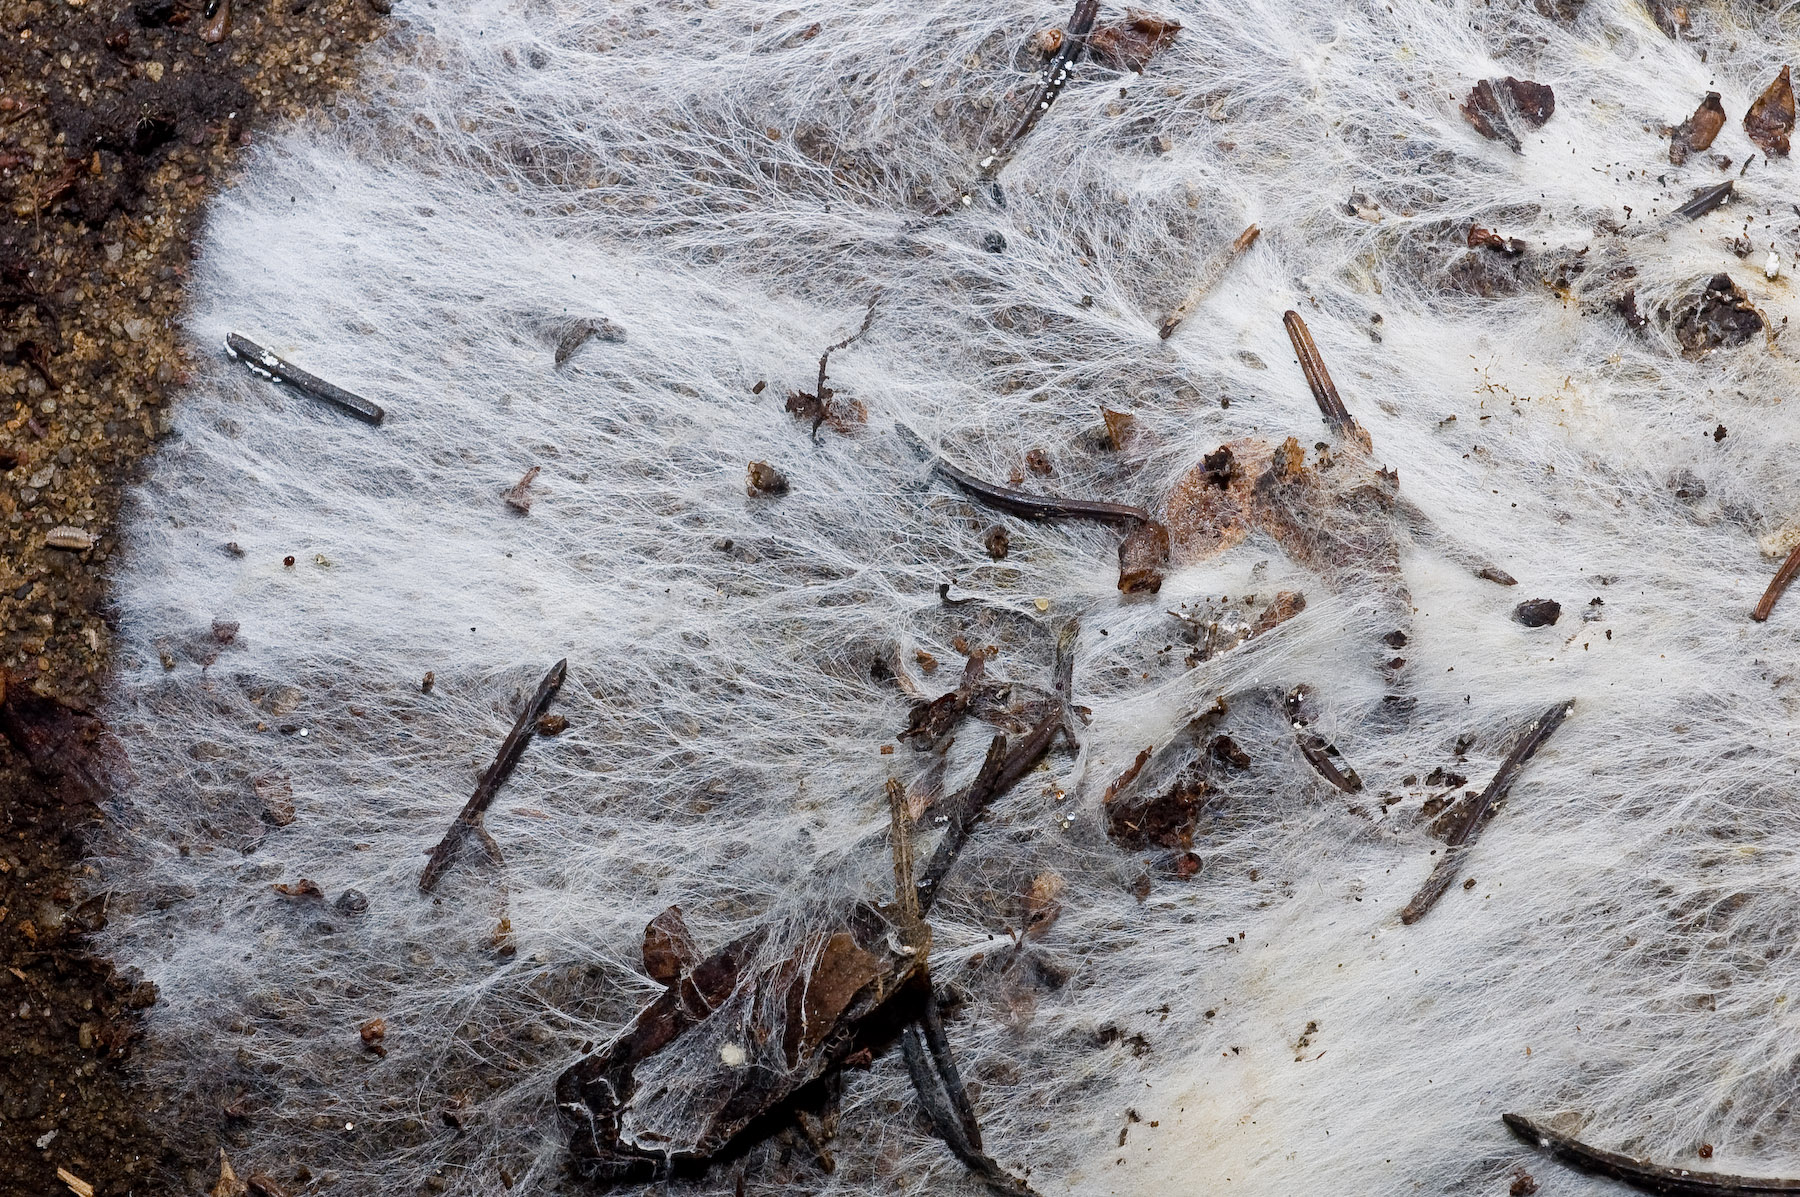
[419,659,567,892]
[1504,1112,1800,1194]
[1282,310,1356,433]
[1753,541,1800,621]
[897,425,1150,525]
[1160,225,1260,339]
[1400,700,1572,924]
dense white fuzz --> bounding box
[96,0,1800,1193]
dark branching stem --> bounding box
[1504,1112,1800,1195]
[916,622,1078,915]
[897,425,1150,525]
[1400,700,1572,924]
[419,659,567,892]
[809,295,881,440]
[225,332,385,425]
[1752,541,1800,622]
[1281,311,1356,435]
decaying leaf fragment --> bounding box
[1117,520,1170,594]
[642,905,699,986]
[1668,91,1725,165]
[1087,8,1181,73]
[1461,77,1556,152]
[1744,65,1794,157]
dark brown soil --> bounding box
[0,0,389,1192]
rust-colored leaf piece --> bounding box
[1088,8,1182,74]
[1461,77,1556,152]
[1117,520,1170,594]
[1669,91,1725,165]
[1744,65,1794,157]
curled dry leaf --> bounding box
[505,465,541,514]
[536,712,568,735]
[211,1150,248,1197]
[1024,871,1065,938]
[360,1016,388,1057]
[272,879,324,899]
[642,904,700,986]
[1669,91,1725,165]
[1088,8,1182,73]
[253,774,295,825]
[1745,65,1794,156]
[1461,77,1555,152]
[1467,227,1527,255]
[1117,520,1170,594]
[746,460,790,497]
[1101,408,1136,450]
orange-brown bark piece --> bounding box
[1088,9,1181,72]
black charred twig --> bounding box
[937,0,1098,213]
[1281,311,1356,434]
[817,297,878,414]
[225,333,385,425]
[1752,541,1800,621]
[898,425,1150,525]
[1675,180,1734,221]
[419,659,567,892]
[1400,700,1572,924]
[1503,1112,1800,1195]
[902,1007,1036,1195]
[1160,225,1261,339]
[987,0,1099,178]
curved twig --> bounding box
[897,425,1150,525]
[1752,541,1800,622]
[1504,1112,1800,1194]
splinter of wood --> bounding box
[419,659,567,892]
[1160,225,1261,339]
[1282,311,1356,434]
[1503,1112,1800,1195]
[1400,699,1572,924]
[224,332,385,425]
[1752,541,1800,621]
[897,425,1151,526]
[1675,180,1734,222]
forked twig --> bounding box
[1400,700,1572,924]
[419,659,568,892]
[225,333,385,425]
[897,425,1150,525]
[1281,311,1356,434]
[1752,541,1800,622]
[1504,1112,1800,1195]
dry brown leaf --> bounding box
[1745,66,1794,156]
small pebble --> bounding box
[1512,598,1561,628]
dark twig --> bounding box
[1503,1112,1800,1195]
[1282,310,1357,434]
[902,1021,1036,1195]
[225,333,385,425]
[984,0,1099,180]
[1675,180,1734,221]
[815,296,879,432]
[1401,700,1572,924]
[419,660,567,892]
[936,0,1099,214]
[917,622,1078,914]
[897,425,1150,525]
[1752,541,1800,621]
[1285,687,1363,794]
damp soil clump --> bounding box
[0,0,390,1191]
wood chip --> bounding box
[1745,65,1794,156]
[58,1169,94,1197]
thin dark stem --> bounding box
[984,0,1100,179]
[419,659,568,892]
[225,332,385,425]
[897,425,1150,525]
[1504,1112,1800,1194]
[1401,700,1572,924]
[1753,541,1800,621]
